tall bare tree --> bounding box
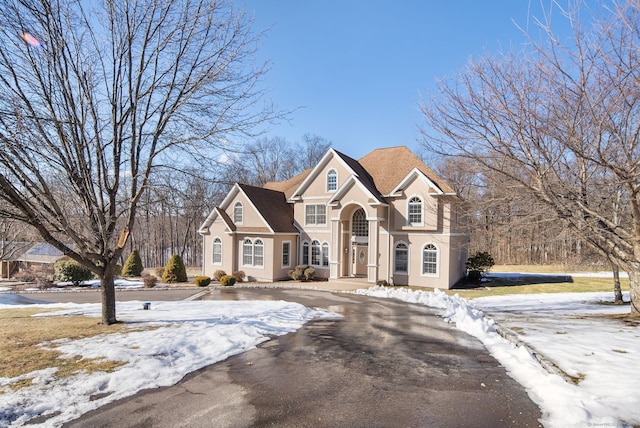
[421,0,640,314]
[0,0,274,324]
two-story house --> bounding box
[198,146,468,289]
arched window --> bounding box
[234,202,243,224]
[394,242,408,273]
[254,239,264,267]
[242,238,253,265]
[408,197,423,226]
[422,243,438,275]
[311,240,321,266]
[352,208,368,237]
[327,169,337,191]
[302,241,310,265]
[212,237,222,264]
[322,242,329,267]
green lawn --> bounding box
[438,265,628,300]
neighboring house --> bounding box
[0,242,66,279]
[199,146,469,289]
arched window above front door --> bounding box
[351,208,368,237]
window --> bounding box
[305,204,326,225]
[311,240,321,265]
[282,242,291,267]
[327,169,337,191]
[234,202,243,224]
[302,241,309,265]
[212,237,222,264]
[394,242,408,273]
[243,238,253,265]
[301,240,329,268]
[352,208,368,237]
[242,238,264,267]
[422,243,438,275]
[254,239,264,267]
[322,242,329,267]
[408,197,422,226]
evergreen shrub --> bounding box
[195,276,211,287]
[121,250,143,277]
[54,259,93,286]
[219,275,236,287]
[162,254,188,283]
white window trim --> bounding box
[305,204,327,226]
[326,169,338,192]
[300,239,330,268]
[281,241,291,269]
[241,237,265,269]
[421,242,439,277]
[212,237,222,265]
[393,241,409,274]
[234,202,243,225]
[407,195,424,227]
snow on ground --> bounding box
[355,286,637,428]
[0,299,338,427]
[2,274,639,427]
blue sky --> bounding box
[243,1,564,159]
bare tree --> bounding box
[299,134,332,170]
[420,0,640,314]
[0,0,274,324]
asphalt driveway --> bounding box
[62,287,542,427]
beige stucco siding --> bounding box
[302,160,352,196]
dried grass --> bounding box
[0,308,132,392]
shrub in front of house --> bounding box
[121,250,143,277]
[142,273,157,288]
[465,251,495,282]
[232,271,245,282]
[288,264,310,281]
[195,276,211,287]
[54,259,93,286]
[303,267,315,280]
[162,254,188,283]
[213,269,226,281]
[219,275,236,287]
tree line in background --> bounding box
[1,134,331,270]
[421,0,640,312]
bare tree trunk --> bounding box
[629,271,640,316]
[611,261,624,305]
[101,263,117,324]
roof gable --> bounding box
[199,183,297,235]
[288,148,386,203]
[358,146,454,195]
[238,184,297,233]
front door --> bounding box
[352,244,368,276]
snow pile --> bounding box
[0,300,337,427]
[355,287,632,428]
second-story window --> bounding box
[234,202,243,224]
[408,196,423,226]
[327,169,337,191]
[305,204,327,225]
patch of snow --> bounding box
[355,287,637,428]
